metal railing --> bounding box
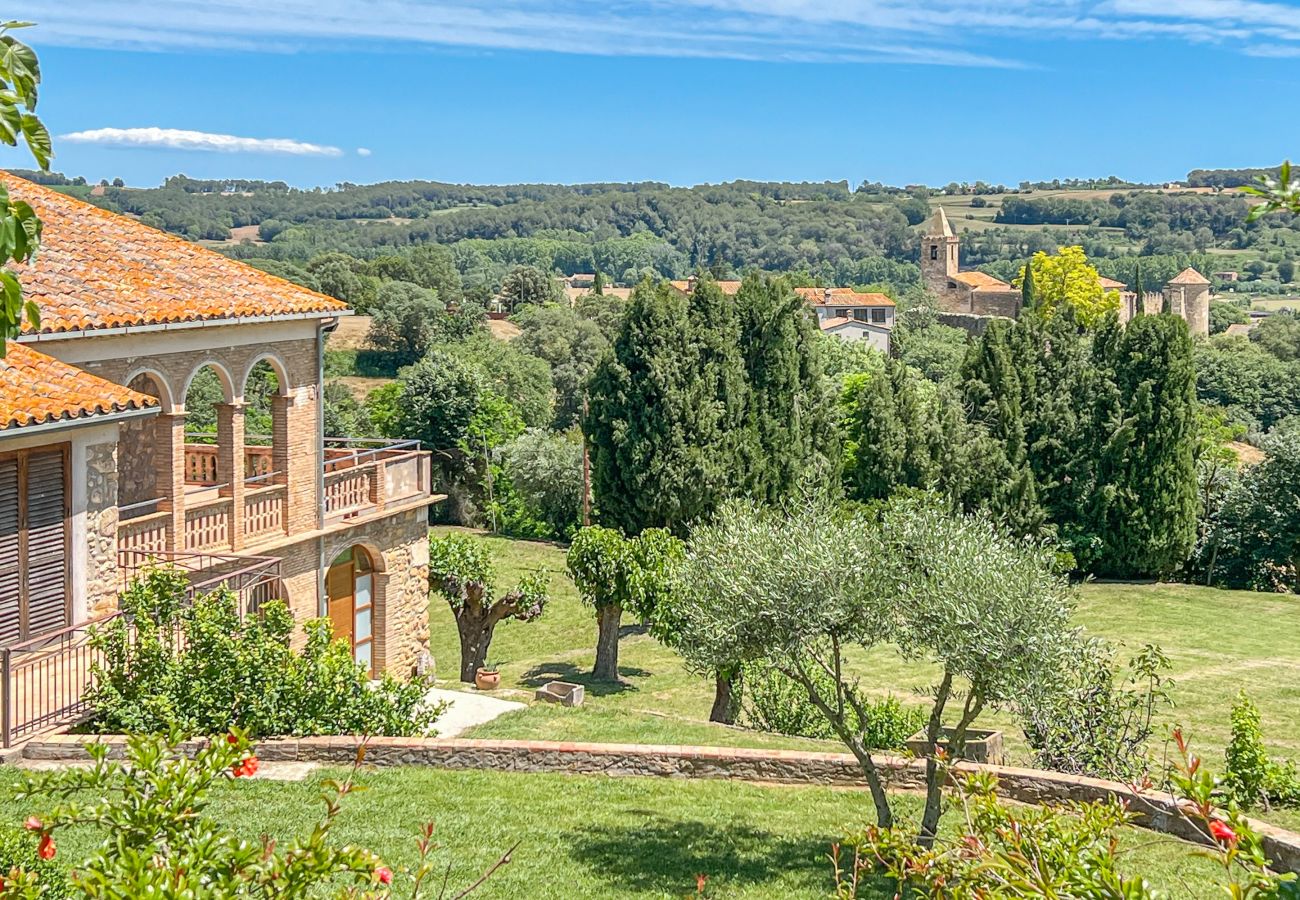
[0,551,283,747]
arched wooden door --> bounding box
[324,546,375,676]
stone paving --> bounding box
[424,685,524,738]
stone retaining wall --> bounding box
[23,734,1300,874]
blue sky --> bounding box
[7,1,1300,188]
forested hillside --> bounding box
[19,168,1298,298]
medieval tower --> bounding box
[921,207,959,296]
[1163,267,1211,337]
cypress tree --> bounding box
[593,270,605,295]
[1132,259,1144,316]
[734,275,836,504]
[1020,258,1038,311]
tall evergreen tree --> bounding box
[734,275,837,504]
[584,281,729,537]
[1132,259,1144,316]
[1020,258,1038,311]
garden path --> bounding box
[426,686,524,738]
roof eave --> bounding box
[16,308,351,344]
[0,403,159,438]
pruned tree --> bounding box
[428,532,549,682]
[670,494,1075,849]
[566,525,683,681]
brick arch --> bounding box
[123,367,177,414]
[180,357,238,408]
[242,351,292,398]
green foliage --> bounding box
[439,334,555,430]
[0,732,503,898]
[365,279,445,362]
[1199,431,1300,593]
[1016,640,1173,780]
[1224,692,1300,809]
[741,663,923,749]
[322,381,373,438]
[565,526,682,617]
[494,429,585,540]
[0,825,71,898]
[513,304,609,427]
[386,351,481,457]
[1013,245,1119,328]
[428,532,549,681]
[499,264,560,311]
[1242,160,1299,221]
[1210,300,1250,335]
[84,568,437,738]
[0,21,50,353]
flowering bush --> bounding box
[0,731,513,898]
[833,731,1299,899]
[85,567,441,738]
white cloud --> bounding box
[60,126,344,156]
[356,147,372,157]
[25,0,1300,66]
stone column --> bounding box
[216,402,245,551]
[155,413,188,552]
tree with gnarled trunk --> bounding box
[670,493,1075,850]
[566,526,682,682]
[428,533,549,683]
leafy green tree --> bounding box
[494,429,585,539]
[1251,311,1300,362]
[363,254,418,283]
[0,21,51,353]
[322,382,371,439]
[428,532,549,681]
[386,351,481,474]
[513,305,609,427]
[1209,301,1250,335]
[365,280,444,362]
[566,526,683,681]
[671,494,1074,847]
[1014,245,1120,328]
[499,264,559,312]
[440,334,554,429]
[408,244,463,304]
[592,270,605,295]
[307,253,377,312]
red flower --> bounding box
[226,732,240,745]
[37,834,55,860]
[23,817,41,832]
[376,866,393,885]
[695,873,708,894]
[231,755,260,778]
[1209,820,1238,846]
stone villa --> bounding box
[922,207,1211,336]
[0,172,434,746]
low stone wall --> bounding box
[936,311,1008,336]
[22,734,1300,874]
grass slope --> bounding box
[0,767,1227,898]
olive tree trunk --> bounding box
[592,602,622,681]
[455,607,499,682]
[708,667,741,724]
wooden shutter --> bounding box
[0,457,19,645]
[24,448,69,637]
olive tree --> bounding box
[428,532,548,682]
[566,526,683,681]
[672,494,1075,849]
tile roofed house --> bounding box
[668,277,742,296]
[2,171,347,335]
[1168,267,1212,286]
[950,271,1013,292]
[920,207,1022,318]
[798,287,895,351]
[0,171,435,746]
[0,342,157,430]
[1097,276,1128,291]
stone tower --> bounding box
[1163,267,1211,337]
[921,207,959,296]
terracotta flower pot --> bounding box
[475,668,501,691]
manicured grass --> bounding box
[0,766,1228,898]
[430,530,1300,768]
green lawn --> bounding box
[0,766,1229,898]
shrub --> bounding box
[85,567,439,738]
[1016,640,1173,781]
[741,662,923,749]
[0,732,512,898]
[1224,692,1300,809]
[0,826,71,898]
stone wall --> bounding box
[937,312,1007,337]
[23,734,1300,874]
[83,441,121,618]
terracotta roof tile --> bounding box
[2,171,347,335]
[819,316,854,330]
[669,279,742,295]
[951,271,1012,290]
[1168,267,1211,286]
[1097,276,1127,290]
[796,287,896,307]
[0,342,158,430]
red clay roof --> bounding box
[951,271,1012,291]
[1168,267,1211,286]
[1097,276,1127,290]
[669,279,743,295]
[0,342,158,431]
[796,287,896,307]
[2,171,347,335]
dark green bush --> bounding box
[740,662,924,749]
[85,567,440,738]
